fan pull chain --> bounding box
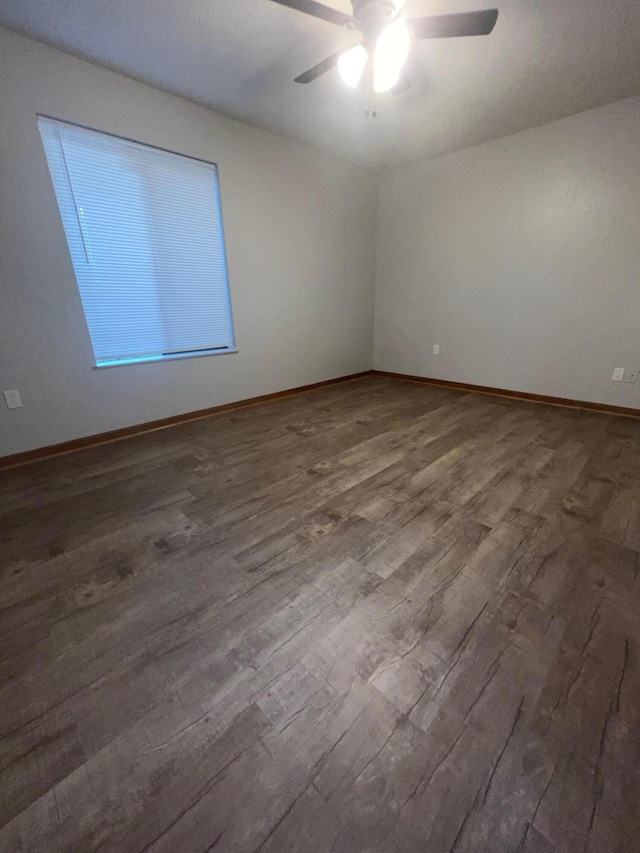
[364,60,377,118]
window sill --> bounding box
[93,348,238,369]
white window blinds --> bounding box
[38,117,235,367]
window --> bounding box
[38,117,236,367]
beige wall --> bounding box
[374,98,640,408]
[0,27,377,457]
[3,23,640,459]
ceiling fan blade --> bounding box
[295,50,342,83]
[408,9,498,39]
[269,0,355,28]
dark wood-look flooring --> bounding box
[1,376,639,853]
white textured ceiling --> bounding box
[1,0,640,169]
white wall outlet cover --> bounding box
[612,367,625,381]
[3,389,23,408]
[433,344,440,355]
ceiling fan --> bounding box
[269,0,498,93]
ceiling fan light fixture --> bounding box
[373,18,410,93]
[337,44,368,88]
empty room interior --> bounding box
[2,1,640,850]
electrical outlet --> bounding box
[624,369,639,384]
[433,344,440,355]
[612,367,625,382]
[3,389,23,409]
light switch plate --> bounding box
[433,344,440,355]
[624,369,639,384]
[612,367,625,381]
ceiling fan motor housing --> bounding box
[350,0,397,40]
[351,0,396,18]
